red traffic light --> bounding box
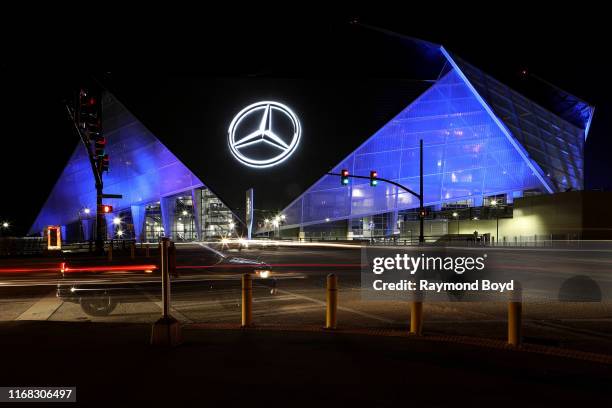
[99,204,113,213]
[370,170,378,187]
[340,169,350,186]
[94,137,106,156]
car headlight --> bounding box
[255,270,270,279]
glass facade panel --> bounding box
[29,93,205,237]
[282,68,548,228]
[454,56,585,191]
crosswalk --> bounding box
[16,290,63,321]
[6,284,397,326]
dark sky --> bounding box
[1,8,609,236]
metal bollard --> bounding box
[151,237,182,346]
[107,242,113,262]
[241,273,253,327]
[168,242,177,277]
[410,301,423,335]
[160,238,171,319]
[326,274,338,329]
[130,242,135,259]
[508,283,523,346]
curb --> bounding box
[186,322,612,365]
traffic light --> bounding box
[94,137,106,157]
[78,88,102,137]
[341,169,349,185]
[99,204,113,214]
[100,154,110,172]
[370,170,378,187]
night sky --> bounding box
[1,9,609,236]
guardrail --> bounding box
[0,237,45,256]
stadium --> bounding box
[29,25,596,243]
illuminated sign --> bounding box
[47,226,61,250]
[228,101,301,168]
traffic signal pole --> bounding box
[67,105,105,253]
[328,139,425,244]
[419,139,424,244]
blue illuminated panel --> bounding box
[29,93,204,235]
[452,55,585,191]
[282,68,548,227]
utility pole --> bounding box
[419,139,424,244]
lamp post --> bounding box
[452,212,459,235]
[490,199,499,244]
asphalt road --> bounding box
[1,242,612,354]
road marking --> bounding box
[263,285,396,324]
[16,290,63,321]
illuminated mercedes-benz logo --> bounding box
[228,101,301,168]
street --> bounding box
[1,243,612,355]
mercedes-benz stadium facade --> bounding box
[29,26,593,243]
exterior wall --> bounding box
[455,56,585,192]
[29,92,205,238]
[281,68,549,230]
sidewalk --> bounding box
[1,321,610,406]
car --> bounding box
[57,244,274,316]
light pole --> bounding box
[113,216,121,240]
[452,212,459,235]
[490,199,499,244]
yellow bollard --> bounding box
[241,273,253,327]
[410,301,423,335]
[508,302,522,346]
[107,242,113,262]
[508,283,523,346]
[325,274,338,329]
[130,242,135,259]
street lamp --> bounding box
[116,229,124,238]
[490,199,499,244]
[2,222,8,228]
[113,217,121,225]
[83,208,91,215]
[452,212,459,235]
